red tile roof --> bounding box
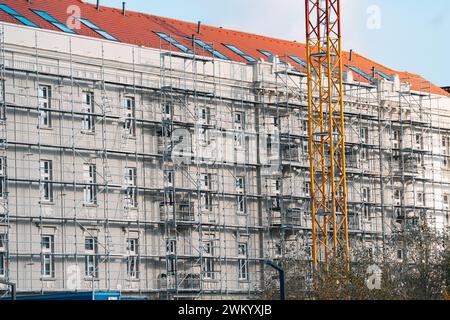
[0,0,448,97]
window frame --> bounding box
[84,237,99,278]
[0,4,39,28]
[222,44,256,63]
[237,194,247,214]
[40,160,53,202]
[84,164,98,206]
[126,238,139,279]
[237,242,249,281]
[154,31,194,54]
[38,85,52,128]
[202,241,215,280]
[194,39,230,61]
[200,192,213,212]
[82,91,95,132]
[124,167,138,208]
[0,156,6,200]
[41,235,55,278]
[0,233,6,277]
[236,176,245,193]
[166,239,177,255]
[257,49,273,60]
[287,55,308,69]
[31,9,76,34]
[346,65,374,82]
[122,96,136,137]
[77,17,119,41]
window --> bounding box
[223,44,256,62]
[274,179,281,193]
[236,177,245,193]
[200,173,211,190]
[154,32,193,54]
[346,65,374,82]
[258,50,289,65]
[84,164,97,205]
[31,9,76,34]
[40,160,53,202]
[198,128,211,147]
[41,235,55,278]
[360,147,368,161]
[164,170,174,187]
[397,249,403,260]
[233,112,245,130]
[198,107,210,124]
[415,134,423,149]
[443,136,450,155]
[166,239,176,273]
[82,92,95,132]
[202,241,215,280]
[0,233,6,277]
[77,18,118,41]
[361,127,369,144]
[123,97,136,137]
[287,55,308,69]
[38,85,51,128]
[417,192,425,206]
[363,187,372,220]
[394,189,402,205]
[166,239,176,255]
[194,39,230,60]
[302,120,309,134]
[85,237,98,278]
[237,195,247,214]
[393,130,400,149]
[444,194,449,210]
[258,49,273,60]
[126,238,139,279]
[303,182,311,197]
[375,70,392,81]
[124,167,137,208]
[163,103,172,117]
[234,132,244,148]
[266,134,273,155]
[238,243,249,281]
[0,157,6,200]
[200,192,212,212]
[0,4,39,27]
[362,187,371,203]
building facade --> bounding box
[0,1,449,300]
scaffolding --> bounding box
[0,21,448,300]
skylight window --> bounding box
[194,39,229,60]
[257,50,290,65]
[31,9,76,34]
[0,4,39,27]
[287,55,307,69]
[346,65,374,82]
[77,17,118,41]
[154,32,193,54]
[223,44,256,63]
[375,70,392,81]
[258,49,273,60]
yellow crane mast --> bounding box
[305,0,350,273]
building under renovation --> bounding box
[0,0,449,299]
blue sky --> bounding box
[86,0,450,86]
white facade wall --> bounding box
[0,23,449,299]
